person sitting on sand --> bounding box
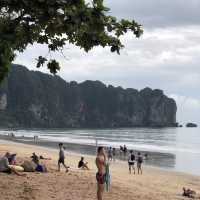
[137,152,143,174]
[31,152,39,165]
[8,153,17,165]
[183,187,199,199]
[96,146,106,200]
[78,157,89,170]
[31,153,51,165]
[58,143,69,172]
[0,152,24,176]
[30,153,48,173]
[128,150,135,174]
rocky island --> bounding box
[0,64,177,128]
[186,123,198,128]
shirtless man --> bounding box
[96,147,106,200]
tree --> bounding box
[0,0,143,83]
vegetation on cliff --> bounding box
[0,65,177,128]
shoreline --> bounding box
[0,134,177,171]
[0,136,198,178]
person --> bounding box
[58,143,69,172]
[123,145,127,157]
[31,152,39,165]
[78,157,89,170]
[31,153,51,164]
[137,152,143,174]
[119,146,123,156]
[107,147,112,162]
[34,135,38,142]
[112,148,116,162]
[0,152,24,176]
[128,150,135,174]
[8,153,17,165]
[183,187,197,198]
[96,146,106,200]
[144,153,148,160]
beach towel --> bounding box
[105,163,111,192]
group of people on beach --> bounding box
[0,142,144,200]
[106,145,144,174]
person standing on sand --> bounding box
[123,145,127,157]
[137,152,143,174]
[108,147,113,162]
[112,148,116,162]
[96,146,106,200]
[58,143,69,172]
[128,150,135,174]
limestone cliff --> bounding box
[0,64,177,128]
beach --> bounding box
[0,140,200,200]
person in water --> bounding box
[58,143,69,172]
[96,146,106,200]
[128,150,135,174]
[78,157,89,170]
[137,152,143,174]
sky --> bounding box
[15,0,200,124]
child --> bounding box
[78,157,89,170]
[58,143,69,172]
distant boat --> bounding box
[186,123,198,128]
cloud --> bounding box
[13,1,200,123]
[105,0,200,28]
[170,94,200,124]
[15,26,200,94]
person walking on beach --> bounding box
[137,152,143,174]
[96,146,106,200]
[58,143,69,172]
[128,150,135,174]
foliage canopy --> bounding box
[0,0,143,83]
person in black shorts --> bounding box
[128,150,135,174]
[58,143,69,172]
[78,157,89,170]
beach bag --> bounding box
[105,164,111,192]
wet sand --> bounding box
[0,134,176,170]
[0,140,200,200]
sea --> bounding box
[0,127,200,176]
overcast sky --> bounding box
[15,0,200,124]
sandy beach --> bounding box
[0,140,200,200]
